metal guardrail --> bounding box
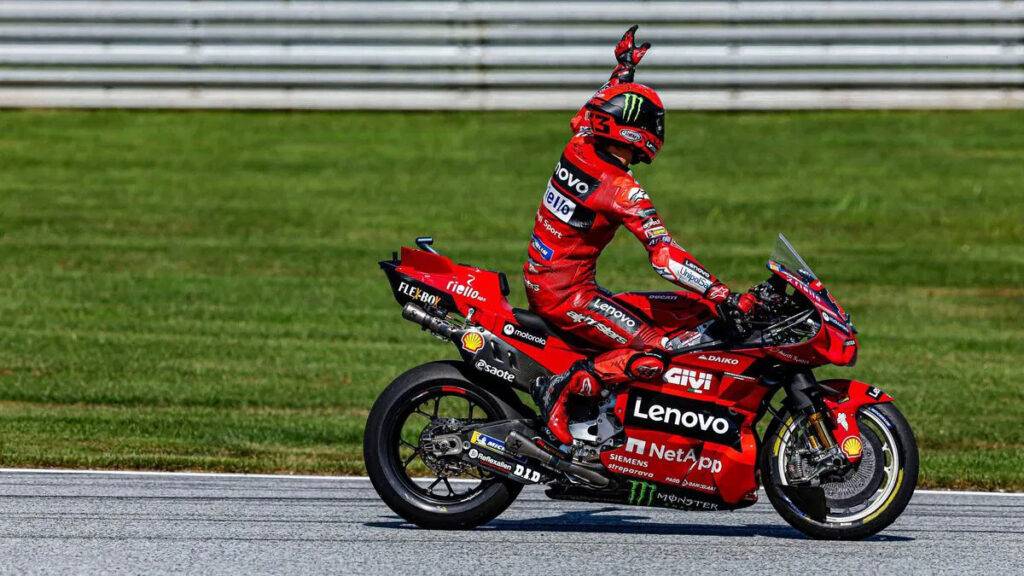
[0,1,1022,110]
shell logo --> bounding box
[461,331,485,353]
[842,436,863,458]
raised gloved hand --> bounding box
[611,25,651,83]
[571,26,651,134]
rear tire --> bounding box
[761,402,918,540]
[364,361,525,529]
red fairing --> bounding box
[387,244,884,505]
[762,264,859,368]
[822,379,894,463]
[612,291,716,328]
[392,247,585,373]
[602,351,767,506]
[396,247,505,314]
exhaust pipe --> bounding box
[505,431,609,487]
[402,303,458,340]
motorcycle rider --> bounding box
[526,26,757,447]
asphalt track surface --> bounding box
[0,470,1021,575]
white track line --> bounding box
[914,489,1024,497]
[0,468,1021,496]
[0,468,475,483]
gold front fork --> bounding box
[806,411,836,450]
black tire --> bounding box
[761,402,919,540]
[364,361,525,529]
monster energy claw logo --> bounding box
[622,93,644,123]
[628,480,656,506]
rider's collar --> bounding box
[595,146,629,171]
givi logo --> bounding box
[664,367,712,394]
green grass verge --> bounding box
[0,109,1022,490]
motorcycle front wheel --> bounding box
[761,402,919,540]
[364,361,526,529]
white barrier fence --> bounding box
[1,1,1022,109]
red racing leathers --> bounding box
[524,128,729,444]
[523,26,748,445]
[523,132,722,356]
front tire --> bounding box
[761,402,919,540]
[364,361,525,529]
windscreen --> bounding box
[770,233,817,281]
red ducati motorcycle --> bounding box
[365,234,918,540]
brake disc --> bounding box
[821,425,885,507]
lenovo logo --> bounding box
[624,389,742,448]
[631,397,730,435]
[550,155,599,199]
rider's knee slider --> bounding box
[625,351,668,381]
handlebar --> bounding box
[716,301,755,341]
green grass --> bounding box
[0,109,1022,490]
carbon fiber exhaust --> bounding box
[505,431,609,487]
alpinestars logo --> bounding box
[567,310,627,344]
[663,367,713,394]
[626,186,649,204]
[622,93,644,123]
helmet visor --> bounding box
[605,93,664,142]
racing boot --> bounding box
[531,359,601,446]
[531,351,668,446]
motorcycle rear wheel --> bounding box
[761,402,918,540]
[364,361,525,529]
